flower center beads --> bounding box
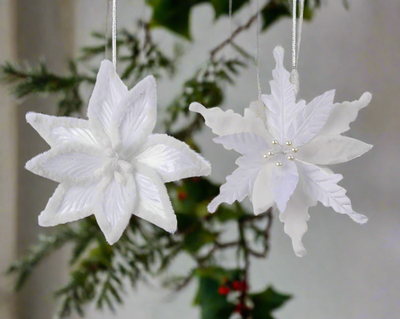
[104,148,133,184]
[263,140,298,166]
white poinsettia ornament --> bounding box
[26,60,210,244]
[190,46,372,257]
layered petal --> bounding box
[25,145,107,183]
[252,160,275,215]
[189,102,271,140]
[39,181,99,226]
[291,90,336,146]
[134,163,177,233]
[95,174,137,244]
[213,133,270,157]
[247,100,267,123]
[299,162,368,224]
[112,75,157,159]
[87,60,128,144]
[209,156,262,213]
[261,46,304,144]
[279,177,317,257]
[136,134,211,183]
[296,135,373,165]
[319,92,372,136]
[26,112,99,148]
[270,158,299,212]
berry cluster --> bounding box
[218,278,251,316]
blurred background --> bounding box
[0,0,399,319]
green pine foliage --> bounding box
[2,1,325,318]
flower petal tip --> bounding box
[26,111,37,124]
[295,249,307,258]
[358,215,369,225]
[188,102,204,113]
[361,91,372,103]
[38,215,50,227]
[142,74,156,86]
[100,59,115,68]
[207,201,219,214]
[274,45,284,56]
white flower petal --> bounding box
[136,134,211,183]
[299,161,368,224]
[296,135,373,165]
[26,112,99,148]
[87,60,128,144]
[247,100,266,123]
[251,161,275,215]
[279,177,317,257]
[292,90,336,146]
[261,46,303,144]
[95,174,137,245]
[213,133,270,157]
[25,145,106,183]
[270,158,299,213]
[319,92,372,136]
[189,102,271,139]
[134,164,177,233]
[209,156,262,213]
[112,75,157,159]
[39,181,98,226]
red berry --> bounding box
[218,286,230,295]
[178,190,187,201]
[232,280,248,292]
[234,303,248,314]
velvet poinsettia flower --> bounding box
[190,46,372,257]
[26,60,210,244]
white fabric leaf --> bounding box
[270,158,299,213]
[112,75,157,159]
[95,174,137,245]
[247,100,266,123]
[88,60,128,144]
[299,162,368,224]
[296,135,373,165]
[319,92,372,136]
[134,164,177,233]
[252,161,276,215]
[261,46,303,144]
[292,90,336,146]
[213,133,270,157]
[39,181,99,226]
[26,112,99,148]
[25,146,106,183]
[136,134,211,183]
[208,156,262,213]
[279,177,317,257]
[189,102,271,140]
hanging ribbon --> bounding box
[290,0,305,95]
[112,0,117,68]
[255,0,261,101]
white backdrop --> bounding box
[9,0,400,318]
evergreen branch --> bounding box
[7,226,77,291]
[1,61,81,98]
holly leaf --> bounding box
[250,286,292,319]
[261,0,320,31]
[146,0,249,39]
[183,226,218,253]
[194,267,241,319]
[261,1,291,31]
[211,0,250,19]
